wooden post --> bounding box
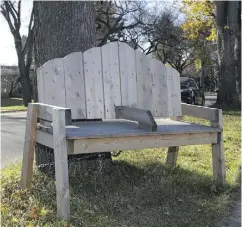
[166,116,183,167]
[20,103,39,189]
[211,109,226,185]
[166,146,179,167]
[52,108,71,220]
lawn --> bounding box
[1,98,27,112]
[1,111,240,227]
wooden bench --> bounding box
[20,42,225,220]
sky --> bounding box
[0,0,180,66]
[0,0,33,65]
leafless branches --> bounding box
[1,0,34,104]
[1,0,34,69]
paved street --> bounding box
[1,111,26,168]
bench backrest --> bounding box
[37,41,182,120]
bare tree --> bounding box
[95,1,147,47]
[1,70,20,97]
[1,1,34,106]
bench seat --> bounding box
[36,119,222,156]
[65,119,222,139]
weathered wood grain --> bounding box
[172,68,182,116]
[73,132,217,154]
[135,50,153,111]
[36,67,45,103]
[101,42,121,119]
[166,147,179,167]
[115,106,157,131]
[181,103,220,122]
[64,52,86,119]
[66,119,222,139]
[151,59,168,117]
[211,109,226,185]
[166,116,184,167]
[20,103,39,189]
[52,108,71,220]
[42,58,66,107]
[83,47,104,119]
[118,42,138,107]
[37,103,71,124]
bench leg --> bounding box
[52,109,70,220]
[21,104,38,189]
[166,146,179,167]
[212,132,226,185]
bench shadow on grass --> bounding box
[32,159,228,227]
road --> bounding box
[0,96,217,169]
[1,112,27,168]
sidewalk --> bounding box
[222,186,241,227]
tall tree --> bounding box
[181,0,217,88]
[95,1,146,47]
[33,1,113,169]
[214,1,241,106]
[1,1,34,106]
[33,1,96,67]
[181,0,241,105]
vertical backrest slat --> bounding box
[42,59,66,107]
[151,59,168,117]
[118,42,138,107]
[166,66,173,116]
[63,52,86,119]
[172,68,182,116]
[36,42,182,120]
[166,66,182,116]
[83,47,104,119]
[36,67,45,103]
[135,50,153,111]
[101,42,122,119]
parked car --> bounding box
[180,77,205,106]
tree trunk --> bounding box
[33,1,96,67]
[200,63,206,89]
[8,81,14,98]
[18,56,32,106]
[33,1,112,171]
[215,1,241,107]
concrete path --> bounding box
[1,111,26,168]
[222,187,241,227]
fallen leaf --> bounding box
[83,209,95,215]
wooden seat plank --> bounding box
[65,119,222,139]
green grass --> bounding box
[1,98,27,112]
[1,111,240,227]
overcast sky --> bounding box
[0,0,181,66]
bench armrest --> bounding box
[31,103,72,124]
[181,103,222,127]
[115,106,157,131]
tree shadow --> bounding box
[31,159,230,227]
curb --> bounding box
[0,110,27,114]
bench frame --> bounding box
[20,102,225,220]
